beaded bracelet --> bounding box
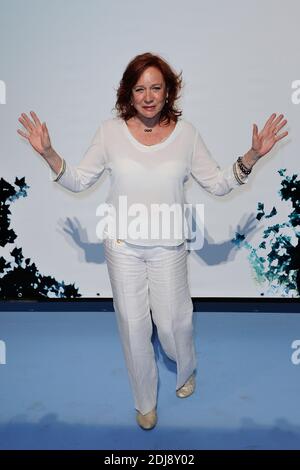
[233,161,246,185]
[237,156,252,175]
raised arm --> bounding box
[17,111,107,192]
[191,113,288,196]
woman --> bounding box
[17,52,288,430]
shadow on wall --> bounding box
[0,177,81,300]
[1,169,299,300]
[184,169,299,297]
[231,169,300,297]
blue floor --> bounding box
[0,310,300,450]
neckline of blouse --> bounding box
[121,118,183,152]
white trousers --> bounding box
[103,238,197,415]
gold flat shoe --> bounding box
[136,408,157,430]
[176,373,195,398]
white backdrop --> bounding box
[1,0,299,298]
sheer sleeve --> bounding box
[50,124,107,192]
[191,130,249,196]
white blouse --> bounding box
[51,117,249,246]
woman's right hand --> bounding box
[17,111,52,157]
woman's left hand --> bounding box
[252,113,288,159]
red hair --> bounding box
[114,52,183,125]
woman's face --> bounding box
[131,66,168,120]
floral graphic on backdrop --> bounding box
[232,169,300,297]
[0,177,81,299]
